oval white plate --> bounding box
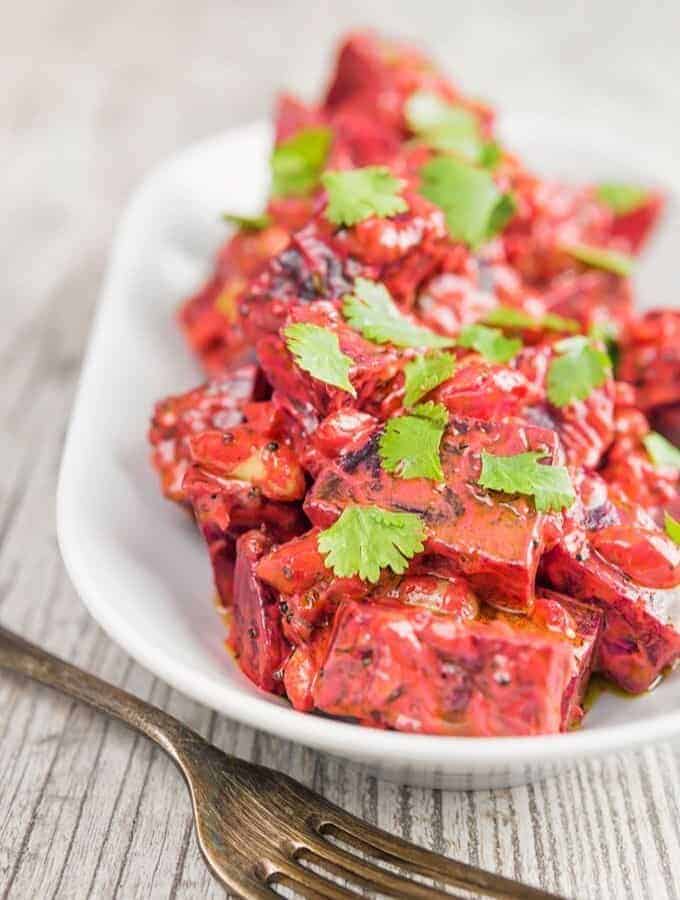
[58,117,680,789]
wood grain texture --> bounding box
[1,1,680,897]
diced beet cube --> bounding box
[178,226,290,375]
[312,601,575,736]
[619,310,680,412]
[231,531,291,694]
[541,542,680,693]
[305,418,561,612]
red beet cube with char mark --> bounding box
[230,530,291,694]
[312,600,575,736]
[305,417,562,613]
[541,541,680,693]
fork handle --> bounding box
[0,623,195,763]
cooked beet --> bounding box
[306,417,561,612]
[231,530,291,694]
[541,542,680,693]
[313,600,575,736]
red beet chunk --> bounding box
[305,418,561,612]
[178,226,290,375]
[149,365,262,503]
[541,542,680,693]
[257,528,370,645]
[618,310,680,411]
[483,589,602,728]
[609,191,664,254]
[312,600,574,735]
[187,425,306,503]
[231,531,291,694]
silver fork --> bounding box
[0,624,562,900]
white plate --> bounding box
[58,117,680,789]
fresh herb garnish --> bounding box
[420,156,516,247]
[343,278,454,348]
[283,323,356,396]
[322,166,408,226]
[270,127,332,197]
[222,212,271,231]
[317,506,426,582]
[547,336,611,407]
[596,183,649,216]
[477,450,575,512]
[403,352,455,406]
[665,512,680,545]
[484,305,580,334]
[478,140,502,170]
[458,323,522,364]
[405,90,483,161]
[643,432,680,470]
[562,243,634,277]
[379,402,448,481]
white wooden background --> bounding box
[2,2,680,897]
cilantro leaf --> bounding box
[562,242,634,277]
[478,450,575,512]
[479,140,502,170]
[484,305,580,334]
[458,323,521,364]
[283,323,356,396]
[322,166,408,227]
[419,156,516,247]
[317,506,426,583]
[665,512,680,545]
[405,90,484,162]
[547,336,612,407]
[343,278,454,348]
[222,212,271,231]
[379,402,448,481]
[270,127,332,197]
[643,432,680,470]
[596,183,649,216]
[403,352,455,406]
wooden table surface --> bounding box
[2,2,680,897]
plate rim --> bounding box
[57,116,680,771]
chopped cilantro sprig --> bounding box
[457,323,521,364]
[484,306,580,334]
[665,512,680,545]
[379,402,448,481]
[317,506,426,583]
[596,183,649,216]
[478,450,575,512]
[643,432,680,470]
[283,323,356,396]
[403,352,455,406]
[547,336,612,407]
[322,166,408,226]
[562,243,634,277]
[270,127,332,197]
[343,278,454,348]
[419,156,516,247]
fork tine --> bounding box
[270,861,360,900]
[305,813,561,900]
[294,844,469,899]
